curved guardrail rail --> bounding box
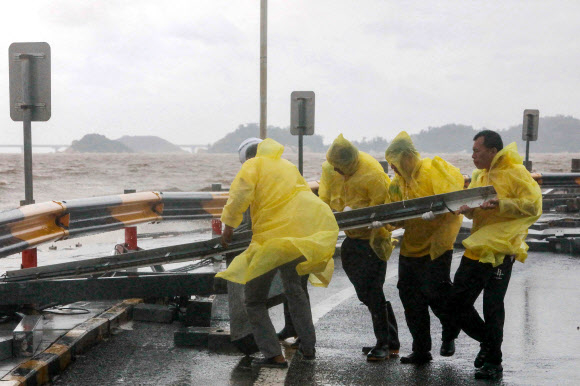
[0,191,228,259]
[0,173,578,259]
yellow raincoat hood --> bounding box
[326,134,360,176]
[463,142,542,266]
[216,138,339,286]
[385,131,421,185]
[386,131,464,259]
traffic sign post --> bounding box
[9,42,51,206]
[9,42,51,269]
[522,109,539,172]
[290,91,315,175]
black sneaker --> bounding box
[474,346,488,368]
[252,356,288,368]
[363,345,399,358]
[440,339,455,357]
[400,351,433,364]
[367,345,389,361]
[277,327,297,341]
[474,363,503,380]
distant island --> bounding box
[66,115,579,153]
[66,134,186,153]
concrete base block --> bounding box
[13,315,43,357]
[527,239,552,252]
[548,237,580,254]
[133,303,175,323]
[181,296,214,327]
[208,328,238,353]
[0,336,13,361]
[174,326,242,353]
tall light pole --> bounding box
[260,0,267,139]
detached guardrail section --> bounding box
[0,174,578,259]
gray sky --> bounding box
[1,0,579,146]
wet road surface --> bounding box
[53,250,580,385]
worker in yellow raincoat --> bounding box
[384,131,464,365]
[277,160,345,343]
[218,138,339,368]
[325,134,399,361]
[454,130,542,380]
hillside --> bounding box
[67,134,133,153]
[409,115,579,153]
[116,136,186,153]
[208,123,326,153]
[208,123,390,153]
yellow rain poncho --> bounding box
[318,161,345,212]
[216,138,339,287]
[462,142,542,266]
[385,131,464,260]
[326,134,394,261]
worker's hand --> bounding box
[368,221,384,229]
[343,206,352,212]
[455,205,474,216]
[480,198,499,210]
[421,211,436,221]
[221,225,234,247]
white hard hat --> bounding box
[238,137,263,163]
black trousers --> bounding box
[449,255,514,365]
[341,237,399,349]
[397,251,455,353]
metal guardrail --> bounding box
[0,173,578,259]
[4,187,497,282]
[462,173,580,188]
[0,191,228,259]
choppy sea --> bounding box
[0,151,579,211]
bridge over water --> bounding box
[0,144,209,153]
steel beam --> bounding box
[335,186,496,231]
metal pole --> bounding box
[260,0,267,139]
[21,55,34,206]
[299,131,304,175]
[297,98,305,175]
[20,55,37,268]
[525,139,530,166]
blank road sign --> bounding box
[9,42,51,122]
[290,91,315,135]
[522,109,539,141]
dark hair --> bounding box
[473,130,503,151]
[245,143,259,160]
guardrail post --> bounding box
[21,248,37,269]
[211,183,223,238]
[211,184,223,271]
[124,189,139,251]
[572,159,580,173]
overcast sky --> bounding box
[1,0,579,146]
